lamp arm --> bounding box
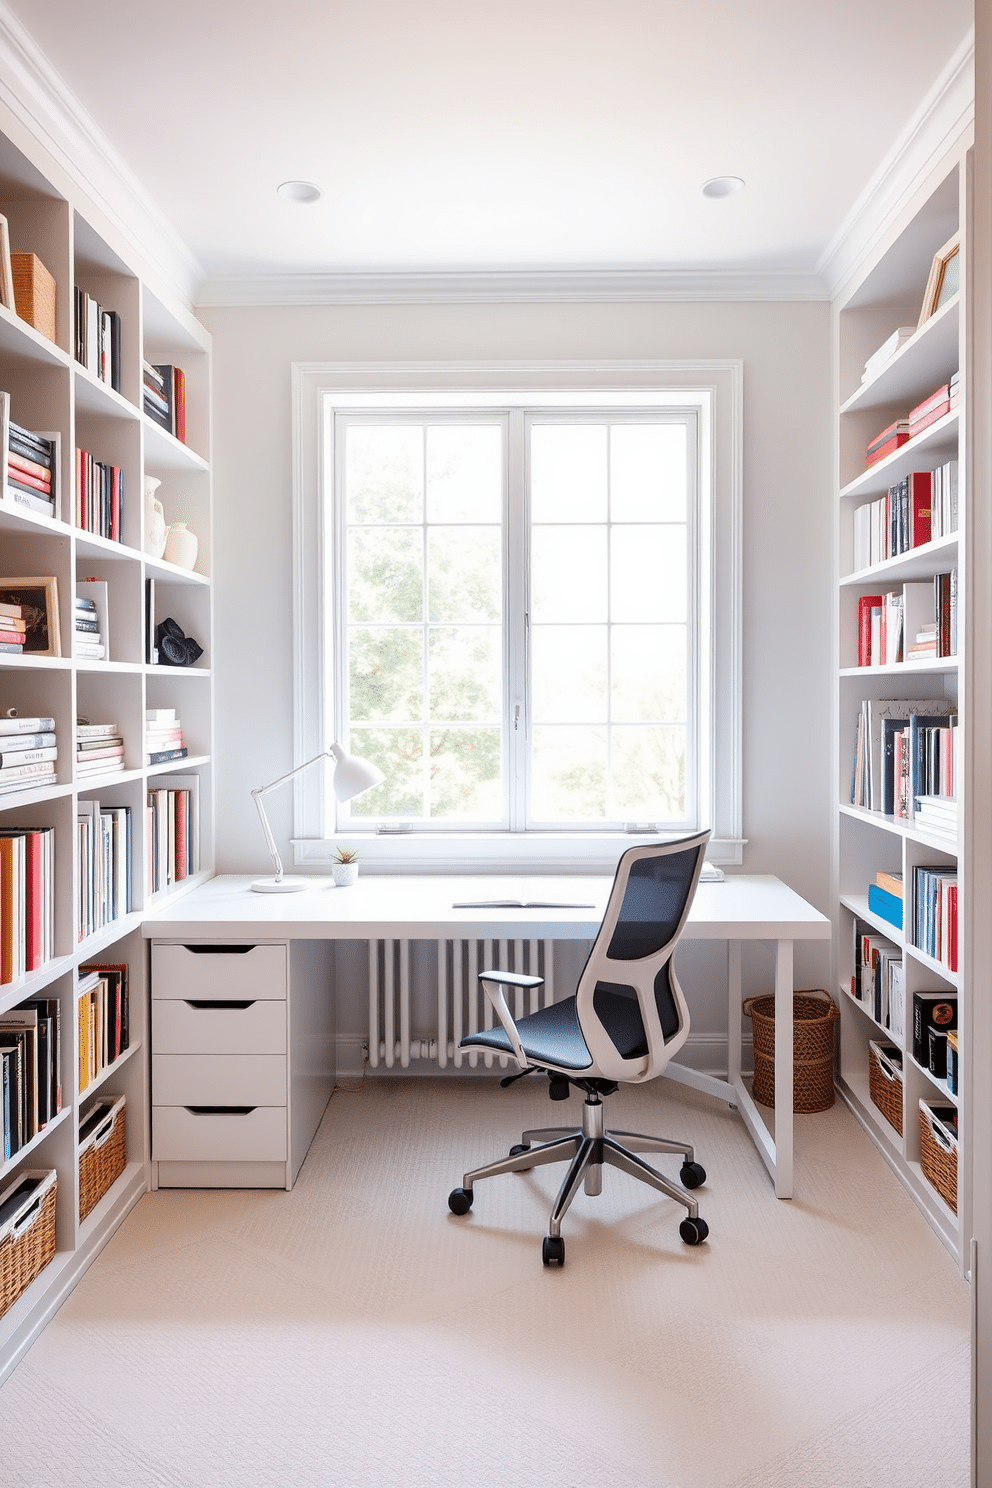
[250,749,334,883]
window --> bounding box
[293,363,741,871]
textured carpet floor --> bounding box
[0,1077,971,1488]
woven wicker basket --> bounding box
[78,1094,127,1221]
[919,1100,958,1213]
[743,989,839,1112]
[11,252,56,344]
[868,1041,904,1134]
[0,1169,57,1319]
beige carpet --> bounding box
[0,1078,971,1488]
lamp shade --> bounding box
[330,742,385,802]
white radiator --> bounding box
[368,938,557,1069]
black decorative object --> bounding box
[155,617,203,667]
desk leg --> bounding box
[773,938,794,1199]
[727,939,742,1084]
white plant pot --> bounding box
[331,862,359,887]
[163,521,198,571]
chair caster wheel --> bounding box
[509,1142,532,1171]
[680,1161,706,1189]
[679,1216,709,1246]
[448,1187,473,1216]
[542,1235,565,1267]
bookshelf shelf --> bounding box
[0,116,212,1381]
[833,134,969,1270]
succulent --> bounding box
[333,847,359,864]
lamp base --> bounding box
[250,876,312,893]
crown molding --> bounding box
[196,265,829,308]
[818,30,975,299]
[0,1,204,308]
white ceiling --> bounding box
[3,0,975,298]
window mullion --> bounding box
[507,410,528,831]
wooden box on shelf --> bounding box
[868,1040,904,1134]
[919,1099,958,1212]
[78,1093,127,1221]
[10,253,56,344]
[0,1169,57,1319]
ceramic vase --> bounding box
[143,476,167,558]
[331,862,359,887]
[163,521,198,571]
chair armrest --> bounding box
[477,970,544,1068]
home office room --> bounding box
[0,1,990,1485]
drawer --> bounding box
[153,998,287,1056]
[152,943,287,1002]
[152,1054,287,1107]
[153,1104,287,1162]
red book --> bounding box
[909,400,951,438]
[0,629,24,646]
[908,470,932,547]
[8,450,51,482]
[858,594,883,667]
[7,464,51,494]
[946,885,958,973]
[173,367,186,444]
[909,384,951,424]
[175,789,189,880]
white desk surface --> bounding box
[142,873,830,942]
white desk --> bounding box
[144,873,830,1198]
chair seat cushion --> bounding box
[460,987,649,1072]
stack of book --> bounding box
[865,420,910,469]
[868,869,903,932]
[77,963,129,1090]
[908,374,960,438]
[0,714,58,796]
[142,362,186,442]
[861,326,916,383]
[913,991,957,1073]
[75,721,124,779]
[853,918,904,1036]
[0,996,62,1158]
[931,459,959,538]
[74,448,124,541]
[914,795,958,842]
[73,289,121,390]
[146,708,187,765]
[74,592,105,661]
[0,825,55,984]
[1,391,57,517]
[0,597,26,654]
[76,800,131,941]
[147,778,198,892]
[913,866,959,972]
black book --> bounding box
[8,432,52,469]
[912,991,957,1065]
[75,619,99,634]
[147,747,188,765]
[33,1015,52,1128]
[8,421,52,458]
[107,310,122,393]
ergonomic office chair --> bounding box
[447,830,711,1265]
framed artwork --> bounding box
[0,215,13,311]
[0,576,61,655]
[918,233,960,327]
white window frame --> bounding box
[292,361,743,872]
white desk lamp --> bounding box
[250,743,385,893]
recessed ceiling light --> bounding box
[277,180,322,204]
[701,176,745,200]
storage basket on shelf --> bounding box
[919,1100,958,1213]
[78,1093,127,1221]
[743,989,839,1112]
[10,252,56,343]
[0,1169,57,1320]
[868,1040,904,1134]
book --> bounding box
[862,327,916,381]
[913,991,957,1065]
[867,882,903,931]
[75,722,120,739]
[857,595,883,667]
[875,869,903,899]
[147,747,188,765]
[908,383,953,436]
[866,420,910,468]
[0,733,55,753]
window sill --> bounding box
[293,832,745,874]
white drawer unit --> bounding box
[150,939,335,1190]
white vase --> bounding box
[163,521,198,570]
[331,862,359,887]
[143,476,167,559]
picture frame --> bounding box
[0,214,13,312]
[918,233,961,327]
[0,576,61,656]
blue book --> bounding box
[868,882,903,931]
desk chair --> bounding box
[447,831,711,1265]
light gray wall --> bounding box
[198,297,833,1067]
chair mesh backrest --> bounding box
[606,847,703,961]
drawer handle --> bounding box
[185,1105,257,1116]
[184,1000,256,1010]
[183,945,257,954]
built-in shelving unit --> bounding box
[832,138,969,1267]
[0,121,212,1381]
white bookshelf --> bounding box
[832,136,970,1269]
[0,121,212,1379]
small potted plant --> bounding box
[331,846,360,887]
